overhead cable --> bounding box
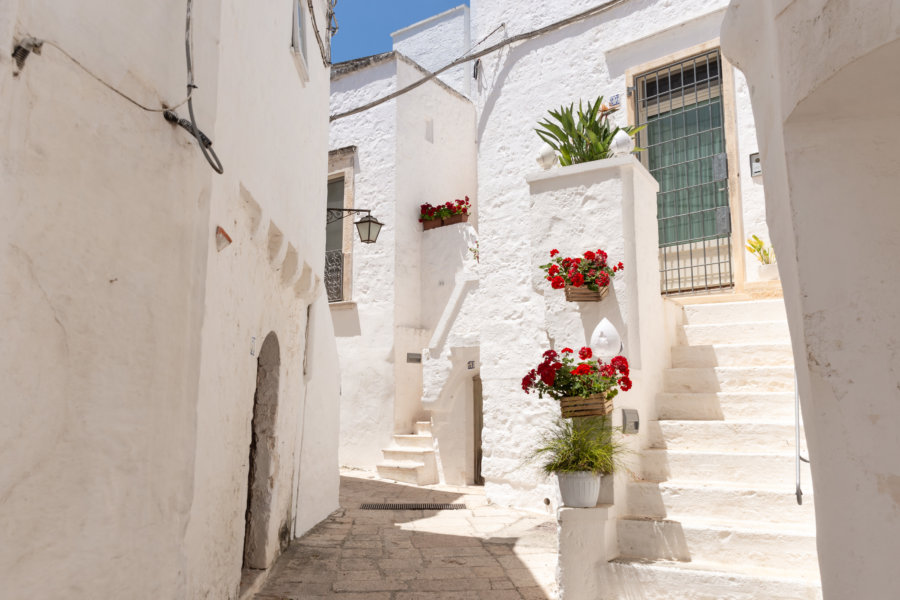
[330,0,632,122]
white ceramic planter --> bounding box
[757,263,779,281]
[557,471,602,508]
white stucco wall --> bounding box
[722,2,900,597]
[1,0,339,597]
[330,53,477,471]
[392,5,471,98]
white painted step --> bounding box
[682,299,788,325]
[414,421,432,435]
[640,449,811,487]
[602,559,821,600]
[617,518,819,573]
[392,434,435,449]
[649,420,802,453]
[679,321,790,345]
[657,391,795,421]
[671,343,794,368]
[626,480,815,527]
[381,446,434,466]
[663,366,794,393]
[375,460,434,486]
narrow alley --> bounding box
[251,472,558,599]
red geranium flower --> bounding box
[550,276,565,289]
[618,376,632,391]
[611,355,629,376]
[548,264,560,276]
[572,363,593,376]
[543,349,558,360]
[570,272,585,287]
[583,250,596,260]
[578,347,592,360]
[598,271,610,287]
[561,347,574,353]
[600,364,616,378]
[550,249,559,257]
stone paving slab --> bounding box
[254,471,558,600]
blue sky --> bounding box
[330,0,469,64]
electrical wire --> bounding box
[308,0,331,67]
[330,0,632,122]
[36,40,191,113]
[180,0,224,174]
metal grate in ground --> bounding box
[359,503,466,511]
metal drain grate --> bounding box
[360,503,466,511]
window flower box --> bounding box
[419,197,471,231]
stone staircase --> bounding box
[615,298,822,599]
[375,420,439,485]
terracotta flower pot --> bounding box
[442,213,469,226]
[422,219,441,231]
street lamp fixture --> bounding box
[326,208,384,244]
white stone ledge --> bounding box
[525,154,657,191]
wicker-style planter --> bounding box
[422,219,442,231]
[560,393,613,419]
[564,284,610,302]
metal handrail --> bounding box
[795,371,810,505]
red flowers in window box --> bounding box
[522,347,632,403]
[419,197,471,230]
[539,248,620,299]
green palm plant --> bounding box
[530,417,624,475]
[536,96,645,166]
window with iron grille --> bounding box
[325,177,345,302]
[633,48,734,295]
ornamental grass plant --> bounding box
[531,416,624,475]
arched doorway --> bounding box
[243,331,280,569]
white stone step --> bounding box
[640,449,811,487]
[664,366,795,393]
[414,421,432,435]
[375,460,435,486]
[392,434,435,449]
[682,299,788,325]
[657,392,795,421]
[626,480,815,527]
[649,420,802,453]
[679,321,791,345]
[671,343,794,368]
[617,517,819,573]
[381,446,435,467]
[602,559,822,600]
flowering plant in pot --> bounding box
[522,346,632,418]
[540,248,623,302]
[531,416,624,508]
[419,196,471,230]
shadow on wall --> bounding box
[255,475,553,598]
[331,305,361,337]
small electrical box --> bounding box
[467,360,476,370]
[406,353,422,364]
[622,409,639,434]
[749,152,762,176]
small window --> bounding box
[292,0,310,82]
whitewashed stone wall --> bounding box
[392,5,472,98]
[0,0,339,598]
[723,1,900,597]
[330,53,477,474]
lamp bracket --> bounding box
[327,208,371,224]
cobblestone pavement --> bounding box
[253,471,558,600]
